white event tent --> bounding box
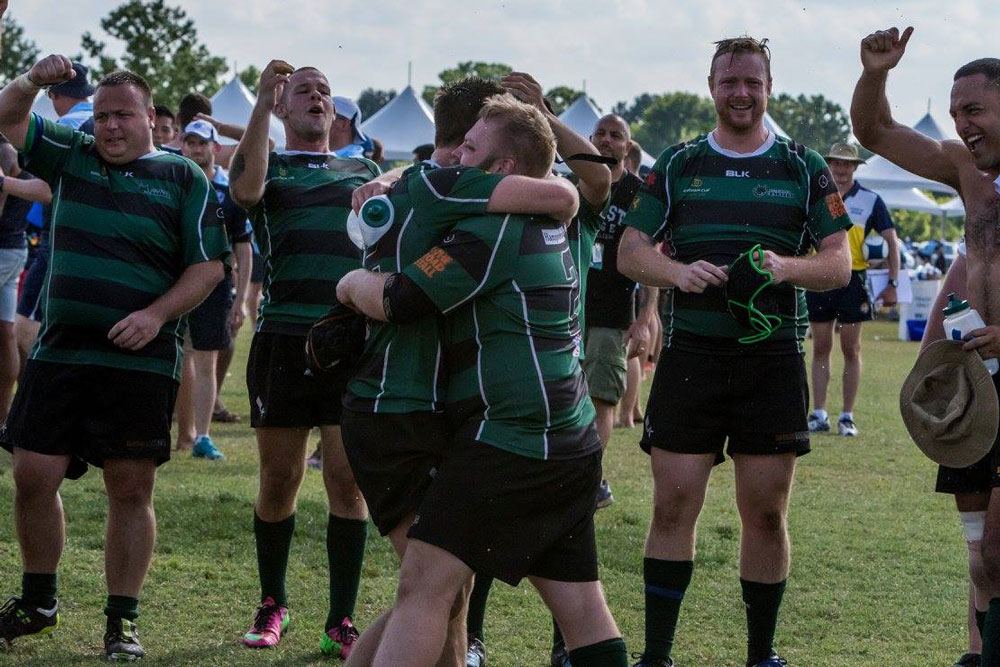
[878,187,946,215]
[210,76,286,148]
[359,85,435,161]
[556,95,655,171]
[941,196,966,218]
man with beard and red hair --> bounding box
[619,36,851,667]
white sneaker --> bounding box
[807,412,830,432]
[838,416,859,437]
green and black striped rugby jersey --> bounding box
[403,214,598,460]
[345,163,506,414]
[249,151,380,335]
[21,114,231,381]
[626,132,851,354]
[567,190,606,347]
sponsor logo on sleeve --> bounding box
[415,247,454,278]
[826,192,848,219]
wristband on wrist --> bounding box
[15,73,42,94]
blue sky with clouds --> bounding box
[12,0,997,136]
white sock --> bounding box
[813,409,828,421]
[839,411,853,422]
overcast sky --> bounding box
[12,0,998,137]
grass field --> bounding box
[0,319,977,666]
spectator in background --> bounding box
[0,137,51,421]
[412,143,434,163]
[162,93,210,154]
[152,105,176,147]
[174,120,253,459]
[805,142,899,438]
[330,96,372,158]
[163,92,261,168]
[618,140,658,430]
[46,62,93,129]
[365,137,384,165]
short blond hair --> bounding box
[478,93,556,178]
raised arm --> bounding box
[230,60,291,209]
[502,72,611,207]
[851,27,961,189]
[0,54,75,150]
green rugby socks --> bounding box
[642,558,693,661]
[104,595,139,621]
[21,572,57,609]
[254,511,295,606]
[325,514,368,630]
[741,578,787,665]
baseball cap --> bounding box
[332,96,369,145]
[49,62,95,99]
[183,120,219,143]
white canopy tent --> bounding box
[941,196,966,218]
[359,85,435,161]
[762,112,789,139]
[555,95,655,172]
[876,187,946,215]
[210,76,286,148]
[855,112,957,195]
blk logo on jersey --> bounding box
[725,169,750,178]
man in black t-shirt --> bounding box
[0,138,51,422]
[584,115,657,508]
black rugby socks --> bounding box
[467,574,494,642]
[741,577,787,665]
[21,572,57,609]
[642,557,693,661]
[325,514,368,630]
[254,511,295,606]
[983,598,1000,666]
[568,637,628,666]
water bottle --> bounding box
[345,195,395,250]
[943,292,1000,375]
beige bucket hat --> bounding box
[899,339,999,468]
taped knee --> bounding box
[961,511,986,543]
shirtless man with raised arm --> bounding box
[851,27,1000,666]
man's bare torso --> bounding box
[956,155,1000,324]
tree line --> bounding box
[4,0,854,158]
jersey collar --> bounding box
[708,130,774,158]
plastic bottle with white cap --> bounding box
[943,292,999,375]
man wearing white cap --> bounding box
[178,120,253,461]
[330,96,372,159]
